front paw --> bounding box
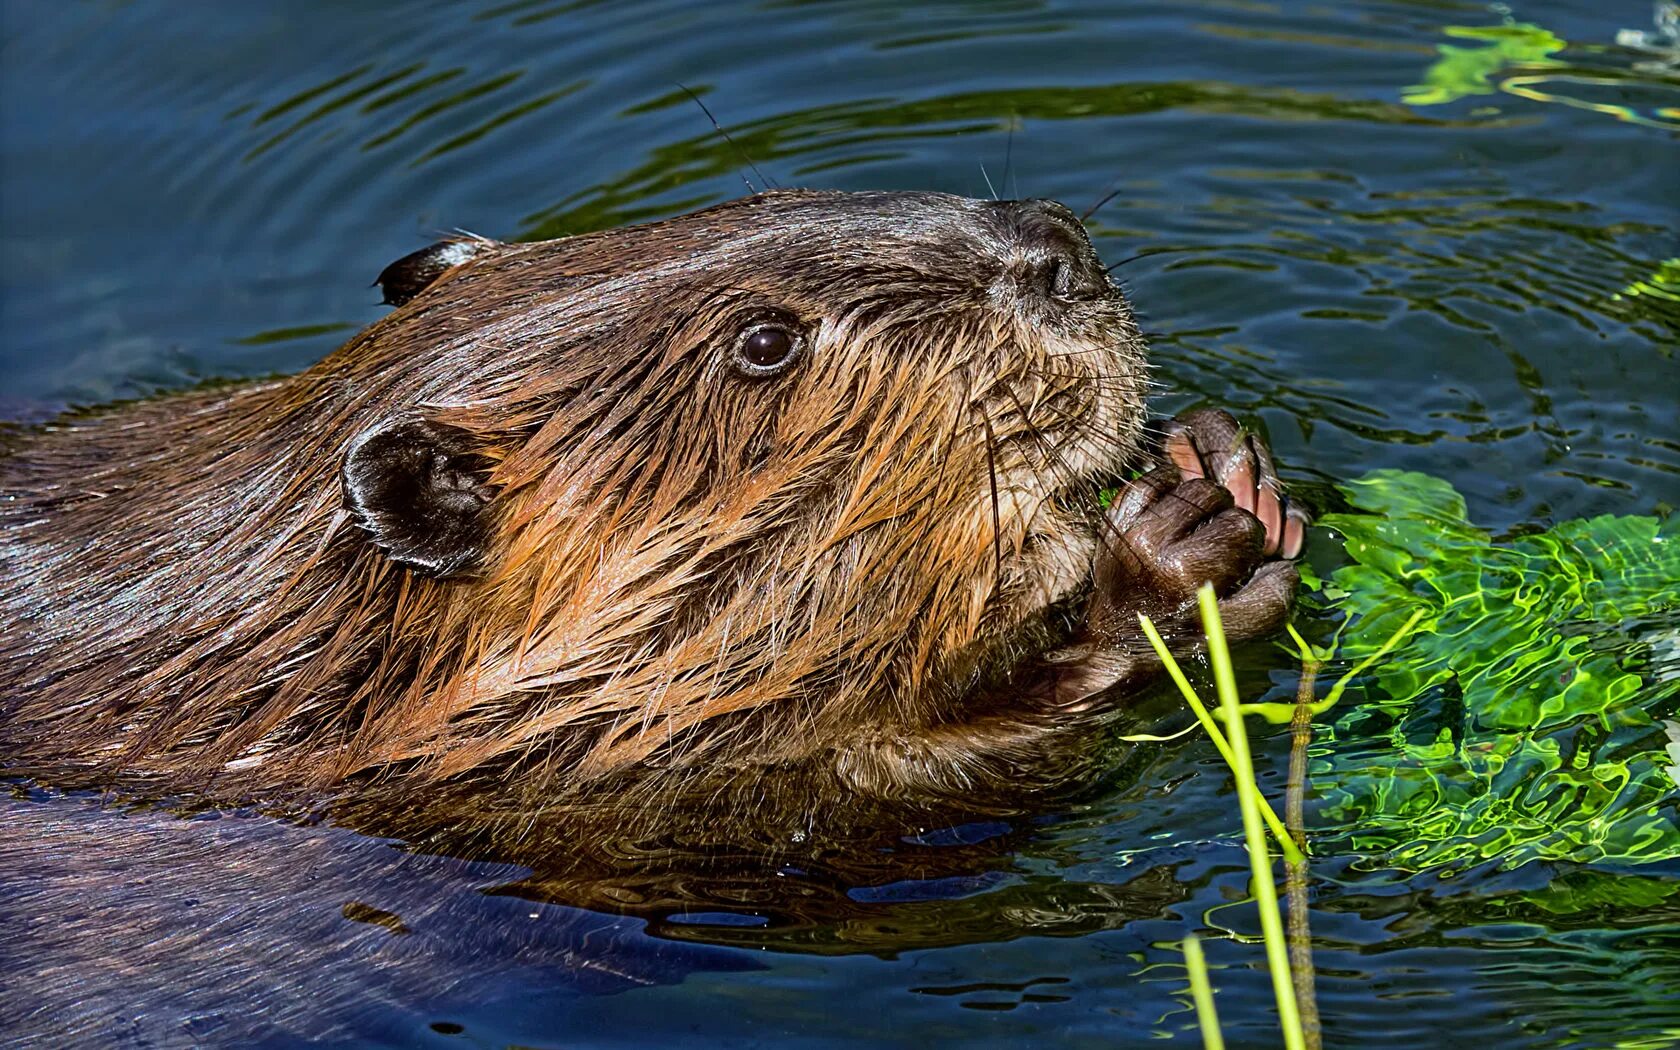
[1160,406,1308,559]
[1029,408,1306,710]
[1088,467,1299,648]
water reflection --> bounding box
[0,788,762,1045]
[518,83,1478,239]
[4,0,1680,1044]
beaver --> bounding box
[0,190,1304,843]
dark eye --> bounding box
[731,317,807,378]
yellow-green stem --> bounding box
[1136,614,1305,865]
[1231,609,1426,724]
[1182,933,1225,1050]
[1199,585,1306,1050]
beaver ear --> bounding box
[342,420,497,577]
[375,239,491,307]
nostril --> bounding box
[1032,250,1103,302]
[1004,198,1108,302]
[1045,255,1075,298]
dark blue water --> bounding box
[3,1,1678,1047]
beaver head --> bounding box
[0,190,1150,812]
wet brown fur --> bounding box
[1,190,1149,822]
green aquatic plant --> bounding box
[1307,470,1680,872]
[1618,258,1680,303]
[1147,589,1308,1050]
[1154,470,1677,1045]
[1403,22,1566,106]
[1180,932,1224,1050]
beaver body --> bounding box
[2,190,1301,836]
[0,190,1309,1046]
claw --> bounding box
[1157,406,1306,561]
[1281,502,1310,560]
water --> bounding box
[2,0,1678,1046]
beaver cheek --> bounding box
[341,419,497,578]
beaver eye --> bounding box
[731,319,807,378]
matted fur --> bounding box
[0,190,1148,810]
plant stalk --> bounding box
[1136,615,1305,865]
[1182,933,1225,1050]
[1286,654,1322,1050]
[1198,586,1306,1050]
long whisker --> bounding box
[1000,386,1090,503]
[1026,363,1158,387]
[1044,395,1150,457]
[1013,386,1152,476]
[1019,365,1153,409]
[1080,174,1126,222]
[1105,245,1208,273]
[979,412,1005,584]
[1002,120,1017,201]
[976,365,1118,526]
[677,83,772,193]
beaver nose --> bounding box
[1004,198,1109,302]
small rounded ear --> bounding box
[375,239,491,307]
[342,419,497,577]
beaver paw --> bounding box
[1093,406,1306,645]
[1160,406,1307,559]
[1038,408,1306,710]
[1088,471,1296,646]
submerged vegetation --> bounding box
[1306,470,1680,872]
[1620,258,1680,304]
[1403,22,1565,106]
[1139,465,1678,1045]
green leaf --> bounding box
[1309,470,1680,872]
[1403,22,1567,107]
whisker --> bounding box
[677,82,772,193]
[1027,364,1152,385]
[975,372,1121,523]
[980,412,1005,584]
[1105,246,1208,273]
[1015,389,1149,468]
[1001,387,1089,497]
[1080,177,1126,222]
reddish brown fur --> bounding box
[1,191,1148,818]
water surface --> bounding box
[2,1,1677,1046]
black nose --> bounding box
[1004,198,1109,302]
